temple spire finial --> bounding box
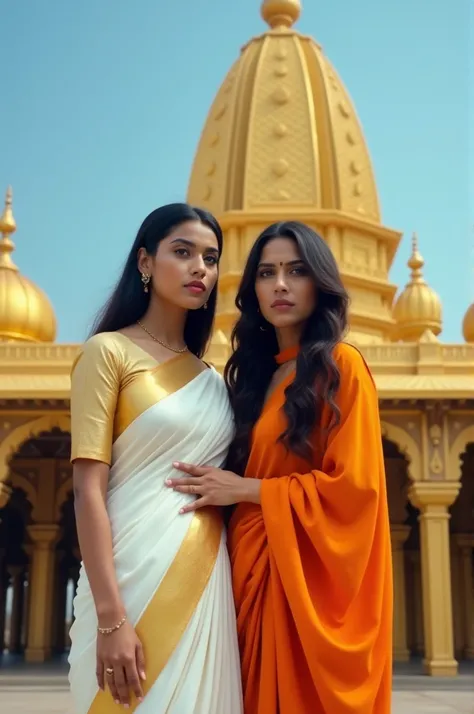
[407,231,424,282]
[0,186,17,237]
[0,186,18,271]
[261,0,301,29]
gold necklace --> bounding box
[136,320,188,354]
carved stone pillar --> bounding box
[7,565,24,653]
[408,482,460,676]
[25,524,60,662]
[390,525,410,661]
[455,534,474,659]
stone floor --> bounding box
[1,660,473,713]
[0,687,472,714]
[392,691,473,713]
[0,687,474,714]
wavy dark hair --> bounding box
[225,221,349,473]
[90,203,223,358]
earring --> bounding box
[141,273,150,293]
[260,325,266,332]
[203,302,208,310]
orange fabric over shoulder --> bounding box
[228,342,393,714]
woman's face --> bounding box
[138,220,219,310]
[255,237,317,332]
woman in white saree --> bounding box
[68,204,243,714]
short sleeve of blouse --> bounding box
[70,334,122,465]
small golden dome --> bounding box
[392,233,442,342]
[0,187,56,342]
[462,302,474,343]
[261,0,301,28]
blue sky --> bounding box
[1,0,472,342]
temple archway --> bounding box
[0,487,32,658]
[383,437,419,663]
[52,492,79,655]
[381,421,422,482]
[404,500,423,660]
[448,426,474,481]
[0,414,70,484]
[449,442,474,661]
[0,426,71,663]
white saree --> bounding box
[68,333,243,714]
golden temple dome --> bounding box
[187,0,380,222]
[392,233,442,342]
[462,302,474,343]
[0,187,56,342]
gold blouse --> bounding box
[70,332,207,465]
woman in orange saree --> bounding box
[167,221,393,714]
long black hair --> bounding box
[90,203,223,358]
[225,221,349,472]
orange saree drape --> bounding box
[228,343,393,714]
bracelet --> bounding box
[97,615,127,636]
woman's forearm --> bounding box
[239,478,261,504]
[74,472,124,625]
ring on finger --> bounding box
[106,667,114,677]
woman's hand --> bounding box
[96,619,146,707]
[166,462,261,513]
